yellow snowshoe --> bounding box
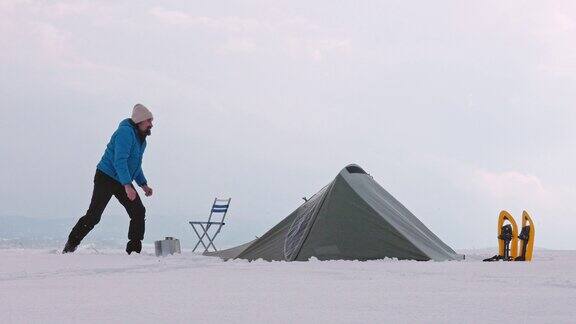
[483,211,518,261]
[515,211,535,261]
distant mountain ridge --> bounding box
[0,215,125,240]
[0,214,238,248]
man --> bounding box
[63,104,154,254]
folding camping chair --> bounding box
[189,198,231,253]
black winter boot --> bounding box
[62,240,79,254]
[126,240,142,254]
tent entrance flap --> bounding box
[284,184,332,261]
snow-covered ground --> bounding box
[1,247,575,323]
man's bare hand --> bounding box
[125,185,137,201]
[141,185,153,197]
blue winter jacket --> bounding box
[97,119,148,186]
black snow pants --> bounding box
[67,170,146,245]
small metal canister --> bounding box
[154,237,181,257]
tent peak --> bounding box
[342,164,368,175]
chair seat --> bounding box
[189,221,226,225]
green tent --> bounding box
[207,164,463,261]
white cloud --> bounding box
[148,6,350,61]
[287,37,351,61]
[470,168,576,214]
[43,1,95,17]
[217,38,257,54]
[149,7,208,26]
[473,169,547,200]
[148,7,263,32]
[0,9,72,64]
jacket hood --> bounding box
[119,118,147,144]
[119,118,136,129]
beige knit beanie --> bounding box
[131,104,153,123]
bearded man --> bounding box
[63,104,154,254]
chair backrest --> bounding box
[207,198,231,223]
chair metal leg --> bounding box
[200,224,217,251]
[190,223,209,252]
[203,224,224,253]
[191,223,220,253]
[203,227,220,253]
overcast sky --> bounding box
[1,0,575,249]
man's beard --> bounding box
[141,127,152,137]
